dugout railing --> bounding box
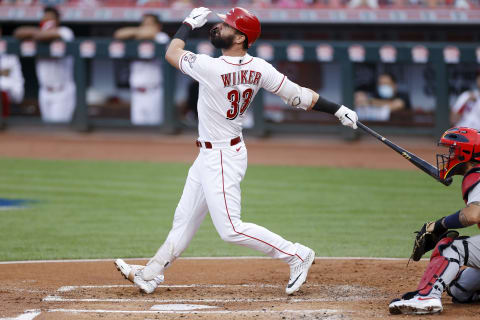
[0,38,476,138]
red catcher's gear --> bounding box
[437,127,480,180]
[462,165,480,204]
[461,164,480,229]
[417,236,456,296]
[217,7,261,48]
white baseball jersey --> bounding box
[179,52,286,141]
[0,54,24,103]
[129,32,170,88]
[36,26,74,88]
[452,89,480,130]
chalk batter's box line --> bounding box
[44,294,378,303]
[43,294,334,303]
[57,283,301,292]
[47,308,341,315]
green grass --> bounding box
[0,158,474,261]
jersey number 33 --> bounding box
[226,88,254,120]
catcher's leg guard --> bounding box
[417,236,460,298]
[141,242,176,281]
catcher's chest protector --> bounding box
[461,165,480,229]
[462,166,480,203]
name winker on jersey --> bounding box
[221,70,262,88]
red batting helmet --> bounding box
[217,7,261,48]
[437,127,480,180]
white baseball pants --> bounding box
[38,82,76,123]
[160,141,305,266]
[446,235,480,301]
[131,87,163,125]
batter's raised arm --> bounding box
[272,75,358,129]
[165,7,211,69]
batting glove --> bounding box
[335,105,358,129]
[184,7,211,30]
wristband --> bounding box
[173,23,192,42]
[433,218,448,235]
[443,210,465,229]
[312,95,341,115]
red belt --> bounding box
[134,86,159,93]
[196,136,241,149]
[46,86,64,92]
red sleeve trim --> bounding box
[179,52,188,74]
[273,75,286,94]
[457,103,467,115]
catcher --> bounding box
[389,127,480,315]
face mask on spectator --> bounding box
[40,19,56,30]
[378,84,394,99]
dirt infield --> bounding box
[0,127,440,169]
[0,258,478,320]
[0,128,478,319]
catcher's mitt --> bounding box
[410,222,458,262]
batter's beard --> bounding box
[209,27,234,49]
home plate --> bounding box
[150,304,218,311]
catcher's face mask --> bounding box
[436,127,480,180]
[436,143,463,180]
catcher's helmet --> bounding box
[217,7,261,48]
[437,127,480,180]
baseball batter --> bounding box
[115,7,358,295]
[389,127,480,315]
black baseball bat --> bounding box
[355,120,452,186]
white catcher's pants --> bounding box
[160,141,305,267]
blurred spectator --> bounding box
[277,0,309,8]
[114,13,169,125]
[348,0,379,8]
[0,27,25,117]
[455,0,470,8]
[136,0,168,5]
[39,0,66,5]
[178,80,199,126]
[170,0,193,9]
[14,6,76,123]
[451,71,480,130]
[250,0,273,8]
[354,72,410,121]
